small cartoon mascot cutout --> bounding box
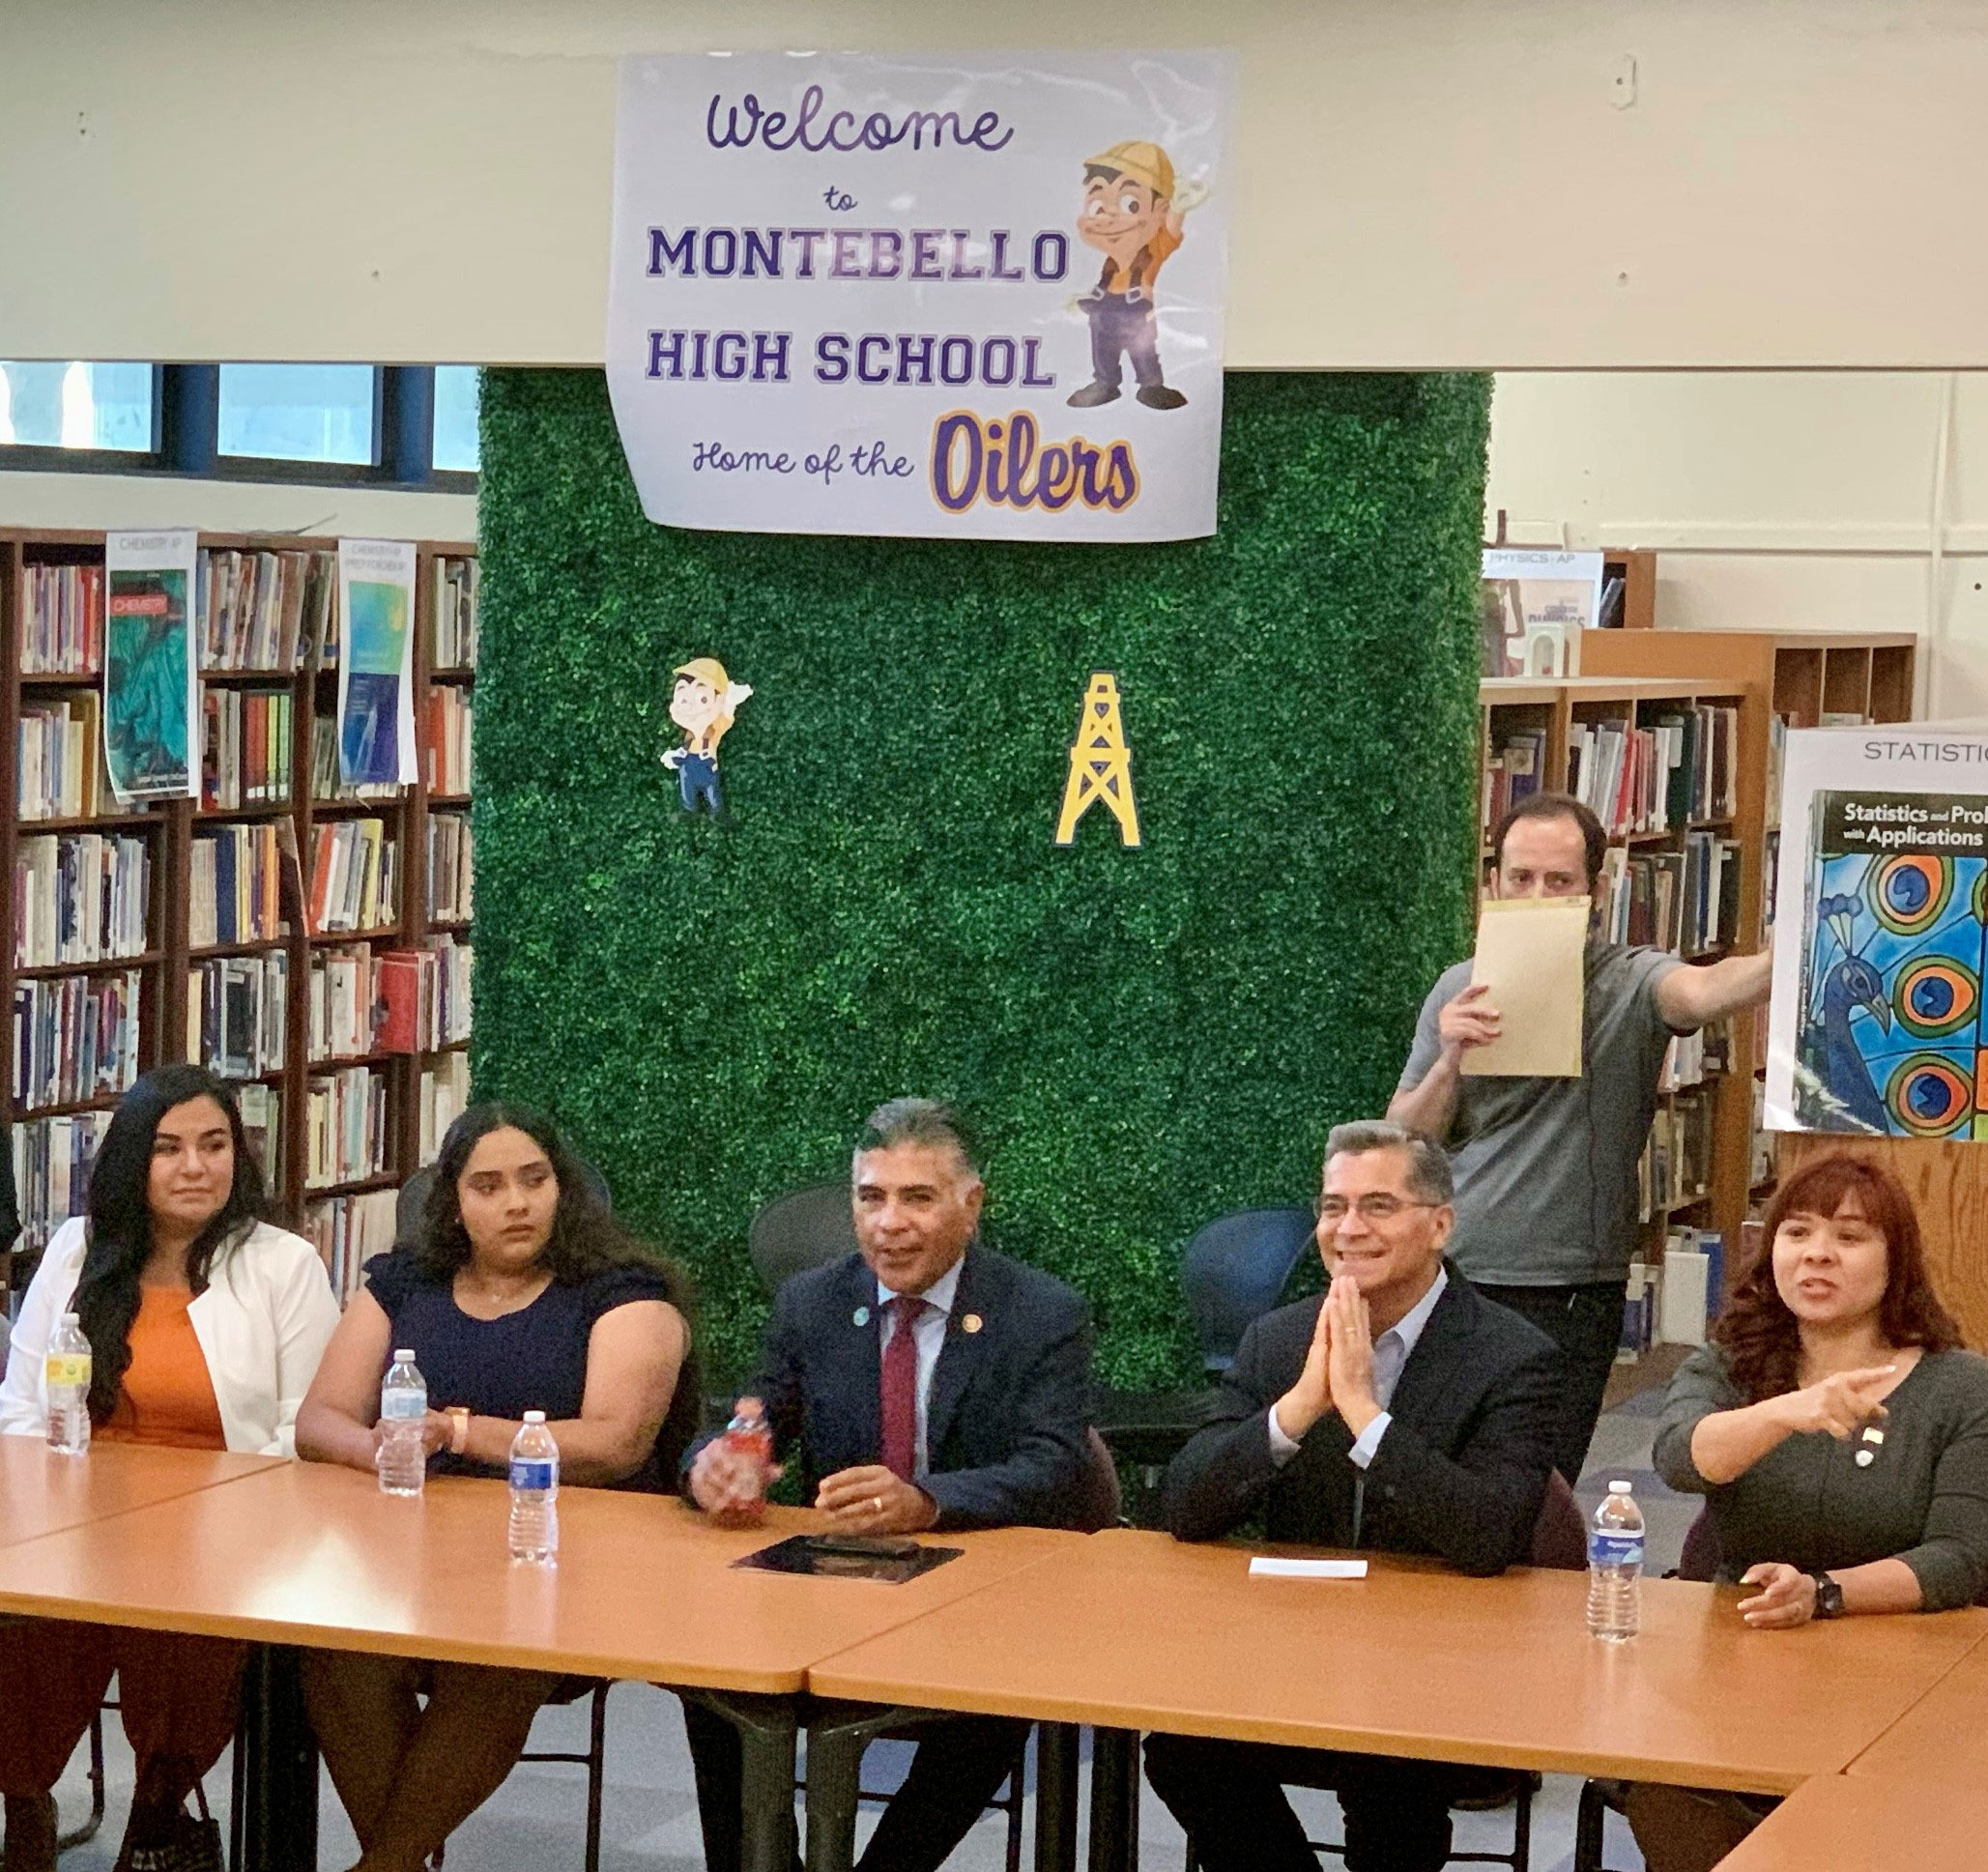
[662,656,752,816]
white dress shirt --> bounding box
[1267,1267,1449,1470]
[876,1256,963,1477]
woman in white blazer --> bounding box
[0,1065,337,1872]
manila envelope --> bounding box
[1458,896,1588,1078]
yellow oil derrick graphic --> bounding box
[1053,672,1141,849]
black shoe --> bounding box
[1066,380,1121,408]
[1136,384,1188,410]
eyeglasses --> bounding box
[1315,1196,1436,1224]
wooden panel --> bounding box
[1869,645,1917,723]
[810,1529,1988,1795]
[0,1459,1079,1693]
[1715,1771,1988,1871]
[1775,1133,1988,1350]
[1823,646,1874,720]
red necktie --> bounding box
[879,1295,928,1481]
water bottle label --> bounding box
[380,1393,427,1421]
[45,1354,90,1388]
[510,1458,557,1491]
[1590,1531,1645,1569]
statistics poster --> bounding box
[606,49,1233,542]
[1766,724,1988,1138]
[336,539,417,789]
[102,529,198,802]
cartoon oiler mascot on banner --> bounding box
[662,656,752,816]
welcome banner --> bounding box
[606,50,1233,542]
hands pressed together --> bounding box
[1273,1275,1382,1446]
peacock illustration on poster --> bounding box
[1796,790,1988,1138]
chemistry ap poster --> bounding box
[1766,723,1988,1139]
[606,50,1234,541]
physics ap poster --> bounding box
[606,50,1234,541]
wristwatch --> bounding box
[447,1406,472,1455]
[1809,1571,1846,1620]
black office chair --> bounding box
[1180,1207,1316,1374]
[512,1680,614,1872]
[1181,1473,1588,1872]
[54,1705,107,1854]
[746,1182,857,1295]
[395,1154,614,1241]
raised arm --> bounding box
[1657,1351,1900,1489]
[1654,947,1773,1031]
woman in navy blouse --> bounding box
[295,1104,696,1872]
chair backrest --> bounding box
[748,1181,859,1297]
[1070,1427,1124,1534]
[1677,1507,1722,1583]
[396,1153,614,1243]
[1527,1468,1590,1571]
[1179,1207,1316,1372]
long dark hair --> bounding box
[1714,1152,1962,1402]
[414,1104,703,1478]
[72,1065,269,1423]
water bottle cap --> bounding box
[1608,1480,1633,1494]
[61,1311,79,1325]
[524,1410,547,1424]
[393,1349,417,1363]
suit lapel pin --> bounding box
[1855,1449,1875,1467]
[852,1306,871,1327]
[962,1313,983,1335]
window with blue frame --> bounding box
[217,363,379,466]
[0,362,156,452]
[432,366,480,474]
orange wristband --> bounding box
[447,1407,471,1455]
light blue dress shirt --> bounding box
[1267,1267,1450,1470]
[876,1256,963,1477]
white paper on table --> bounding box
[1248,1558,1369,1580]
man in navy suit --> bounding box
[1146,1120,1564,1872]
[683,1097,1094,1872]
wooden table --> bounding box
[1713,1771,1988,1870]
[808,1530,1988,1871]
[0,1435,282,1546]
[0,1457,1080,1872]
[1847,1638,1988,1782]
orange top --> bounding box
[100,1287,226,1451]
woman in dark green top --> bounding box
[1629,1150,1988,1872]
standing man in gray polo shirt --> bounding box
[1389,792,1773,1483]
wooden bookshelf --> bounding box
[1575,629,1935,1318]
[1480,675,1757,1299]
[0,531,476,1317]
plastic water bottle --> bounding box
[507,1412,560,1566]
[45,1312,92,1456]
[721,1397,773,1525]
[1587,1479,1646,1642]
[376,1349,428,1498]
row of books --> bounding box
[419,1051,470,1165]
[14,968,143,1113]
[188,953,288,1080]
[309,717,402,804]
[380,937,473,1052]
[426,813,473,923]
[197,548,336,673]
[307,1188,397,1305]
[434,556,480,671]
[1479,731,1544,831]
[1620,1227,1727,1357]
[202,686,295,810]
[11,1110,112,1256]
[310,944,383,1062]
[1594,834,1743,957]
[191,823,289,948]
[15,833,151,969]
[18,693,105,820]
[1657,1017,1732,1094]
[1636,1093,1717,1221]
[1568,706,1739,836]
[303,1064,390,1189]
[425,688,473,794]
[308,820,399,935]
[1750,1080,1779,1188]
[20,562,105,676]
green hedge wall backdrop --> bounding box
[474,368,1491,1389]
